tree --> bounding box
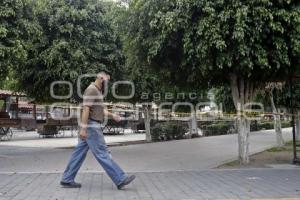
[296,110,300,140]
[123,0,300,164]
[288,79,300,140]
[0,0,38,87]
[108,0,168,141]
[121,0,217,141]
[13,0,125,102]
[213,86,236,114]
[272,79,300,140]
[265,82,285,147]
[291,77,300,140]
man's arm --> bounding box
[104,109,121,122]
[79,106,90,140]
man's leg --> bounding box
[86,126,126,186]
[61,139,89,183]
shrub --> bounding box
[150,121,188,142]
[250,121,259,131]
[257,122,274,130]
[256,121,291,130]
[281,121,292,128]
[150,125,163,142]
[202,122,233,136]
[164,122,187,140]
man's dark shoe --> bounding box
[60,181,82,188]
[117,175,136,190]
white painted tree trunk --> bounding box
[143,107,152,142]
[269,93,284,147]
[188,112,198,138]
[230,74,257,165]
[237,116,250,164]
[274,115,284,147]
[296,110,300,141]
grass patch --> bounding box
[223,160,239,167]
[217,140,298,169]
[266,141,298,152]
[267,147,287,152]
[285,141,294,146]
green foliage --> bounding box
[0,0,37,86]
[201,122,234,136]
[267,141,294,152]
[257,81,300,111]
[2,0,300,108]
[280,81,300,109]
[9,0,125,102]
[213,86,236,113]
[257,120,291,130]
[2,68,18,90]
[258,121,275,130]
[109,0,211,103]
[150,121,187,141]
[200,120,291,136]
[123,0,193,90]
[123,0,300,90]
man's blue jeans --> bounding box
[61,120,127,186]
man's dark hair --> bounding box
[101,69,112,76]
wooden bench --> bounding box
[37,118,78,137]
[0,114,20,140]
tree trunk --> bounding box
[269,92,284,147]
[188,112,198,138]
[143,106,152,142]
[296,110,300,141]
[237,116,251,164]
[230,74,257,165]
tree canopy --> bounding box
[124,0,300,86]
[122,0,300,164]
[0,0,38,86]
[7,0,125,102]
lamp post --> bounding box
[290,76,300,164]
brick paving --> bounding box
[0,169,299,200]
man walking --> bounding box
[60,71,135,189]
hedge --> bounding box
[201,122,234,136]
[151,121,188,142]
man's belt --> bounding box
[89,118,102,124]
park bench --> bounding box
[37,118,78,138]
[0,112,21,141]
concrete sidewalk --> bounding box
[0,128,293,173]
[0,130,146,148]
[0,169,299,200]
[0,128,299,200]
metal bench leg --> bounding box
[0,127,4,141]
[6,128,13,140]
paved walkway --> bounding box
[0,130,145,148]
[0,128,299,200]
[0,128,293,173]
[0,169,299,200]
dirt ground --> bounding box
[217,141,299,169]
